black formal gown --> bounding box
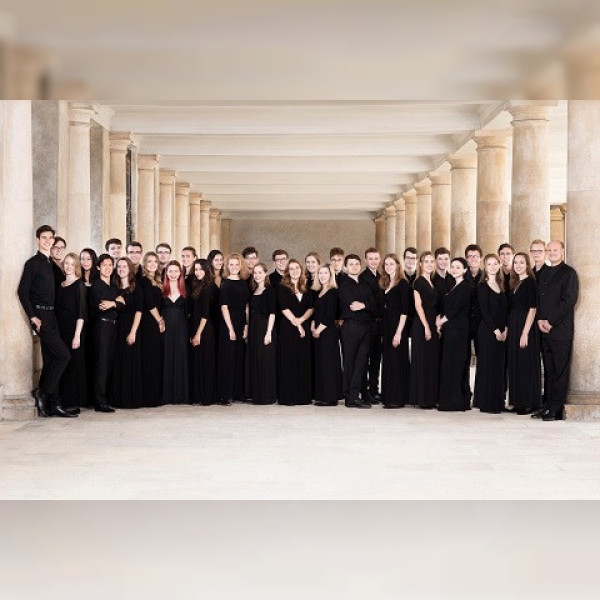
[82,280,96,407]
[218,278,250,402]
[381,279,411,408]
[438,280,471,411]
[507,276,541,412]
[473,283,508,413]
[189,283,217,406]
[278,285,313,405]
[313,288,343,405]
[138,277,164,407]
[409,276,440,408]
[162,294,189,404]
[246,286,277,404]
[55,279,87,410]
[111,284,144,408]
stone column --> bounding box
[67,102,97,252]
[374,214,385,256]
[189,193,202,252]
[429,171,451,251]
[0,101,35,420]
[415,179,432,251]
[565,101,600,419]
[221,218,232,255]
[199,199,212,257]
[403,189,417,249]
[109,132,136,244]
[384,205,396,255]
[474,131,510,255]
[448,156,477,257]
[550,206,566,248]
[158,169,177,245]
[209,208,221,251]
[137,154,159,253]
[393,196,405,255]
[509,101,556,253]
[174,182,191,254]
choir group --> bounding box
[19,225,579,422]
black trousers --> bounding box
[341,320,370,404]
[37,311,70,397]
[94,320,117,407]
[541,337,572,417]
[362,321,382,396]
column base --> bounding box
[565,392,600,421]
[0,387,37,421]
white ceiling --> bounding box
[107,100,568,219]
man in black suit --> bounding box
[269,249,288,288]
[50,236,67,287]
[533,240,579,421]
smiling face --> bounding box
[157,247,171,266]
[346,258,361,277]
[450,259,466,280]
[127,245,142,266]
[465,249,481,271]
[166,264,181,282]
[435,253,450,272]
[529,242,546,265]
[274,253,288,273]
[366,251,381,271]
[330,254,344,273]
[51,240,66,262]
[63,256,76,277]
[145,255,158,274]
[499,247,514,269]
[212,254,224,273]
[485,256,501,278]
[80,251,93,273]
[98,258,113,279]
[181,250,196,269]
[245,253,258,270]
[403,251,417,273]
[288,261,302,281]
[107,243,122,260]
[253,264,266,284]
[116,259,130,280]
[194,263,205,281]
[420,255,435,275]
[546,241,564,266]
[384,257,397,277]
[318,266,331,286]
[228,258,241,276]
[513,254,528,276]
[38,231,55,254]
[305,255,319,274]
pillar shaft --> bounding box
[174,182,191,254]
[374,216,385,256]
[403,190,417,249]
[475,131,510,255]
[209,208,221,251]
[158,170,176,245]
[415,179,432,251]
[67,102,97,252]
[137,155,159,253]
[449,156,477,258]
[199,200,212,257]
[429,172,451,251]
[384,206,396,255]
[221,218,231,256]
[509,102,556,252]
[189,193,202,252]
[0,101,35,420]
[393,197,405,255]
[566,101,600,413]
[109,132,135,244]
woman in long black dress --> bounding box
[161,260,189,404]
[305,252,321,400]
[111,257,144,408]
[138,252,164,407]
[473,254,508,414]
[311,263,342,406]
[278,259,314,406]
[508,252,541,414]
[55,253,87,413]
[188,259,217,406]
[80,247,98,408]
[207,249,224,361]
[218,253,250,404]
[437,258,471,411]
[409,251,440,409]
[246,262,277,405]
[380,254,411,409]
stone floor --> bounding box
[2,402,600,499]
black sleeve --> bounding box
[337,283,351,312]
[141,278,158,311]
[363,286,375,315]
[477,284,497,332]
[525,277,537,310]
[219,280,230,307]
[77,281,88,321]
[305,288,314,310]
[398,281,411,316]
[266,286,277,314]
[444,284,469,321]
[132,284,144,312]
[278,285,291,312]
[201,285,213,319]
[17,259,35,319]
[550,269,579,327]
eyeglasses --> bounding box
[53,245,66,251]
[530,249,545,253]
[275,257,288,262]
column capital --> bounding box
[393,196,405,211]
[448,155,477,170]
[189,192,203,205]
[474,129,512,149]
[429,172,451,186]
[109,131,137,154]
[508,100,557,123]
[175,182,192,195]
[69,102,98,126]
[384,205,396,218]
[209,208,220,220]
[138,154,160,170]
[402,189,417,204]
[159,169,177,185]
[374,213,385,222]
[199,199,212,212]
[414,179,431,195]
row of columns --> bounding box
[379,101,556,258]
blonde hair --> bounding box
[63,252,82,279]
[223,253,250,280]
[282,259,307,294]
[312,263,338,292]
[250,262,271,291]
[142,251,163,289]
[379,253,404,289]
[481,253,504,287]
[416,251,435,279]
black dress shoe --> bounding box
[31,388,50,418]
[66,408,81,416]
[49,400,78,417]
[515,407,533,415]
[345,401,371,409]
[542,412,557,421]
[372,393,382,403]
[218,399,232,406]
[315,401,337,407]
[94,404,116,413]
[531,408,547,419]
[383,404,402,409]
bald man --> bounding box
[533,240,579,421]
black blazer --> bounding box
[441,280,470,331]
[537,262,579,341]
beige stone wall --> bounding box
[229,219,375,263]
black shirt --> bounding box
[359,268,384,320]
[18,251,57,319]
[405,271,417,287]
[269,270,284,288]
[52,260,66,288]
[338,277,375,322]
[90,279,122,321]
[432,272,456,302]
[533,263,548,283]
[465,269,483,326]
